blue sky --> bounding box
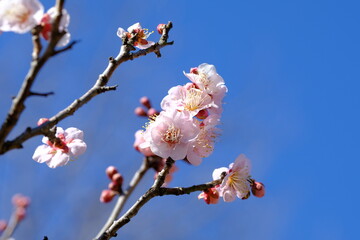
[0,0,359,239]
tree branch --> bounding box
[0,21,174,155]
[95,156,151,239]
[97,157,175,240]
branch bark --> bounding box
[0,21,174,155]
[96,158,225,240]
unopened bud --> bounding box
[108,182,119,191]
[15,207,26,221]
[251,182,265,198]
[112,173,123,186]
[0,220,7,232]
[134,107,147,117]
[157,24,166,34]
[147,108,158,117]
[140,96,151,109]
[12,194,30,208]
[106,166,118,179]
[196,109,209,120]
[100,189,116,203]
[37,118,49,126]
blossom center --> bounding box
[162,124,181,145]
[199,73,211,88]
[183,88,206,111]
[5,5,31,23]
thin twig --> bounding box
[29,91,55,97]
[96,159,226,240]
[0,21,174,155]
[0,213,19,240]
[95,157,152,239]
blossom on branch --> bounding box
[141,110,199,160]
[213,154,252,202]
[117,22,155,49]
[198,187,219,204]
[32,127,87,168]
[40,7,70,46]
[0,0,44,34]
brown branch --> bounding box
[97,157,175,240]
[52,40,80,56]
[0,0,67,151]
[29,91,55,97]
[0,21,174,155]
[96,160,225,240]
[95,156,153,239]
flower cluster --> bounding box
[100,166,124,203]
[139,63,227,166]
[32,126,87,168]
[0,0,71,46]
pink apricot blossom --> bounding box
[40,7,70,46]
[141,110,199,160]
[212,154,251,202]
[186,115,220,165]
[161,84,215,117]
[32,127,87,168]
[117,22,155,49]
[0,0,44,33]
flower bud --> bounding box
[37,118,49,126]
[147,108,158,117]
[12,194,30,208]
[140,96,151,109]
[134,107,147,117]
[251,181,265,198]
[106,166,118,179]
[108,182,119,191]
[0,220,7,232]
[157,24,166,34]
[100,189,116,203]
[112,173,123,186]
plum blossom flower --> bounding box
[161,84,215,117]
[117,22,155,49]
[186,115,220,165]
[141,110,199,160]
[32,127,87,168]
[133,130,154,156]
[213,154,251,202]
[0,0,44,33]
[40,7,70,46]
[184,64,227,115]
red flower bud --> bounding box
[100,190,116,203]
[134,107,147,117]
[112,173,123,186]
[106,166,118,179]
[12,194,30,208]
[251,181,265,198]
[140,96,151,109]
[157,24,166,34]
[15,207,26,221]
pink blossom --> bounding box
[141,110,199,160]
[184,63,228,98]
[213,154,251,202]
[161,85,215,117]
[40,7,70,46]
[186,115,220,165]
[0,0,44,34]
[117,22,155,49]
[133,130,154,157]
[32,127,87,168]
